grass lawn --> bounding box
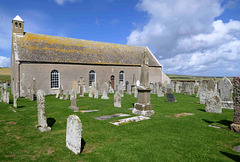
[0,89,240,161]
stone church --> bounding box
[11,15,170,97]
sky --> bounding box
[0,0,240,77]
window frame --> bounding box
[89,70,96,86]
[51,70,60,89]
[119,70,125,84]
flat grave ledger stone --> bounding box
[110,116,150,126]
[94,113,130,120]
[66,115,82,155]
[36,89,51,132]
[79,110,99,113]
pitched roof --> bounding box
[14,33,161,67]
[12,15,24,22]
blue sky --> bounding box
[0,0,240,77]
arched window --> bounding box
[15,22,18,27]
[19,23,22,28]
[89,70,96,86]
[119,71,124,83]
[51,70,59,88]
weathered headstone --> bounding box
[230,77,240,133]
[88,82,95,98]
[101,82,109,99]
[207,79,216,92]
[66,115,82,154]
[157,86,164,97]
[72,81,78,93]
[175,81,180,93]
[0,86,3,102]
[200,90,207,104]
[94,90,99,99]
[205,91,222,113]
[132,49,154,116]
[136,80,140,86]
[126,84,131,95]
[134,86,138,98]
[2,90,6,103]
[78,77,85,97]
[56,92,59,98]
[6,92,9,104]
[96,83,101,95]
[194,81,199,94]
[13,92,17,108]
[184,83,192,95]
[36,89,51,132]
[59,85,64,100]
[3,83,7,89]
[69,89,79,112]
[166,88,177,102]
[30,78,36,101]
[64,90,69,100]
[218,77,233,109]
[114,91,121,108]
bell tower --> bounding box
[12,15,24,35]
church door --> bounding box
[111,75,114,89]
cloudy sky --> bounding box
[0,0,240,76]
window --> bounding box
[51,70,59,88]
[89,70,96,86]
[19,23,22,28]
[119,71,124,83]
[15,22,18,27]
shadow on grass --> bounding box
[220,151,240,161]
[47,118,56,127]
[81,138,86,153]
[202,119,232,129]
[17,106,25,108]
[198,109,205,112]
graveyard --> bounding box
[1,86,240,161]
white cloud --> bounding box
[127,0,240,76]
[53,0,78,5]
[0,56,10,67]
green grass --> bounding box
[0,75,11,82]
[0,89,240,161]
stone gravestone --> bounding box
[30,78,37,101]
[194,81,199,94]
[64,90,69,100]
[36,89,51,132]
[6,92,9,104]
[101,82,109,99]
[126,84,131,95]
[230,77,240,133]
[66,115,82,154]
[2,90,6,103]
[108,80,114,93]
[13,92,17,108]
[94,89,99,99]
[3,83,7,89]
[218,77,233,109]
[154,82,158,94]
[136,80,140,87]
[207,79,216,92]
[175,81,180,93]
[114,91,121,108]
[132,49,154,116]
[184,83,192,95]
[166,88,177,102]
[59,85,64,100]
[0,86,3,102]
[134,86,138,98]
[56,92,59,98]
[96,83,101,95]
[72,81,78,93]
[157,86,164,97]
[78,77,85,97]
[205,91,222,113]
[69,89,79,112]
[200,90,207,104]
[88,82,95,98]
[150,83,154,94]
[118,81,124,97]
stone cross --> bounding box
[230,77,240,133]
[218,77,233,109]
[69,89,79,112]
[114,91,121,108]
[66,115,82,154]
[101,82,109,99]
[36,89,51,132]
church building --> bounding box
[11,15,170,97]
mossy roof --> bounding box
[15,33,161,67]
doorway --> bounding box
[110,75,115,89]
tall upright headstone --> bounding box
[205,91,222,113]
[78,77,85,97]
[230,77,240,133]
[0,86,3,102]
[132,49,154,116]
[66,115,82,154]
[88,82,95,98]
[6,92,9,104]
[69,89,79,112]
[207,79,216,92]
[36,89,51,132]
[13,92,17,108]
[59,85,64,100]
[31,78,36,101]
[101,82,109,99]
[114,91,121,108]
[126,84,131,95]
[218,77,233,109]
[108,80,114,93]
[175,81,180,93]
